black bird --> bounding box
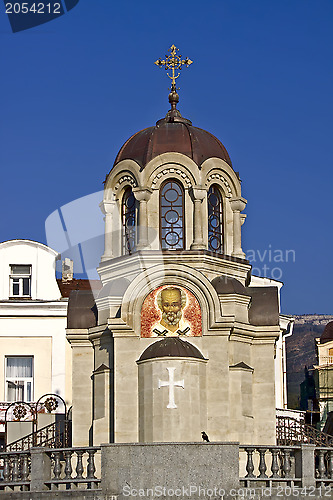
[201,431,209,442]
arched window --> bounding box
[160,180,185,250]
[122,187,137,255]
[207,184,223,253]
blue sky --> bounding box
[1,0,332,314]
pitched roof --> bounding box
[57,279,102,298]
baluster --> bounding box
[87,449,96,479]
[75,450,84,479]
[317,449,326,480]
[53,451,62,480]
[12,454,19,482]
[283,449,291,478]
[21,454,29,482]
[3,455,10,482]
[327,450,333,479]
[258,448,267,478]
[64,451,73,480]
[270,449,280,478]
[245,447,255,478]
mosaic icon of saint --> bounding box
[152,287,191,337]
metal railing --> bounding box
[6,419,72,451]
[277,416,333,447]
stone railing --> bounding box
[240,444,333,491]
[1,443,333,497]
[0,446,101,493]
[240,446,299,486]
[0,450,30,491]
[315,447,333,487]
[44,447,100,491]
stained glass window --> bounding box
[122,187,137,254]
[160,180,184,250]
[208,185,223,253]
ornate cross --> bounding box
[155,45,193,91]
[158,367,184,409]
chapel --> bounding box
[67,46,287,447]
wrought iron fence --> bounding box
[6,419,72,452]
[277,416,333,447]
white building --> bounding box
[0,240,72,440]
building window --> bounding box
[5,357,33,402]
[10,265,31,297]
[122,187,137,255]
[160,180,185,250]
[207,185,224,253]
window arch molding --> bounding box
[121,186,138,255]
[159,179,185,250]
[207,183,224,253]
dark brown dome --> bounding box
[114,112,232,169]
[138,338,205,361]
[320,322,333,344]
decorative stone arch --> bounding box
[143,153,200,190]
[105,169,139,199]
[121,263,222,335]
[201,158,241,198]
[150,166,192,191]
[205,172,233,198]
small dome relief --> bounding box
[138,337,206,361]
[211,275,248,295]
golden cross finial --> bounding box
[155,45,193,91]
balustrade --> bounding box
[240,446,298,487]
[315,448,333,487]
[2,444,333,495]
[0,446,101,492]
[46,447,100,490]
[0,450,31,491]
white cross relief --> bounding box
[158,367,184,409]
